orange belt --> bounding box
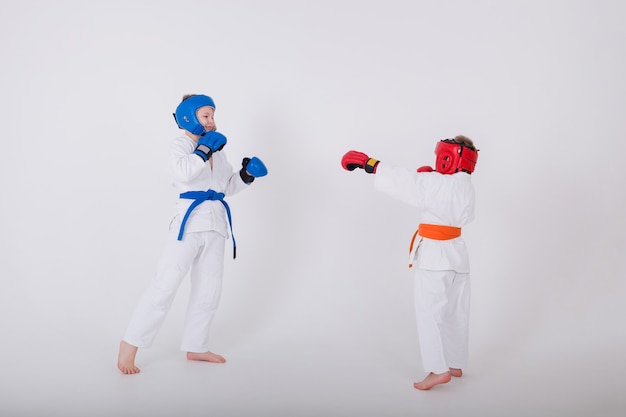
[409,223,462,268]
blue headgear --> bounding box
[173,95,215,135]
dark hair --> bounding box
[453,135,476,150]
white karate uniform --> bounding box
[374,164,475,374]
[123,134,249,353]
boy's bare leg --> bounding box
[413,372,452,390]
[117,340,140,374]
[186,351,226,363]
[449,368,463,377]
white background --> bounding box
[1,0,625,416]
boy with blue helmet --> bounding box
[118,94,268,374]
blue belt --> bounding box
[178,189,236,258]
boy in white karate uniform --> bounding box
[118,94,268,374]
[341,135,478,390]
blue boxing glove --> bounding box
[240,156,268,184]
[194,131,227,162]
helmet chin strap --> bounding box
[199,125,218,136]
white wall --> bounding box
[1,1,625,416]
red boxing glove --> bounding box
[341,150,379,174]
[417,166,434,172]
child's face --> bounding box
[196,106,216,132]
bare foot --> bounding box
[449,368,463,377]
[186,351,226,363]
[117,340,140,374]
[413,372,452,390]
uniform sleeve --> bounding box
[168,138,207,183]
[213,151,249,196]
[223,168,249,196]
[373,163,427,207]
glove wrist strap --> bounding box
[239,168,255,184]
[364,158,379,174]
[194,144,212,161]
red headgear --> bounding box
[434,139,478,174]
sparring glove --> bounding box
[194,131,227,161]
[240,156,268,184]
[341,150,379,174]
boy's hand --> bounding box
[341,150,379,174]
[194,131,227,161]
[240,156,268,183]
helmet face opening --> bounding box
[435,139,478,174]
[173,95,215,135]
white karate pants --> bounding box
[413,269,470,374]
[123,229,225,353]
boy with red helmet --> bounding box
[341,135,478,390]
